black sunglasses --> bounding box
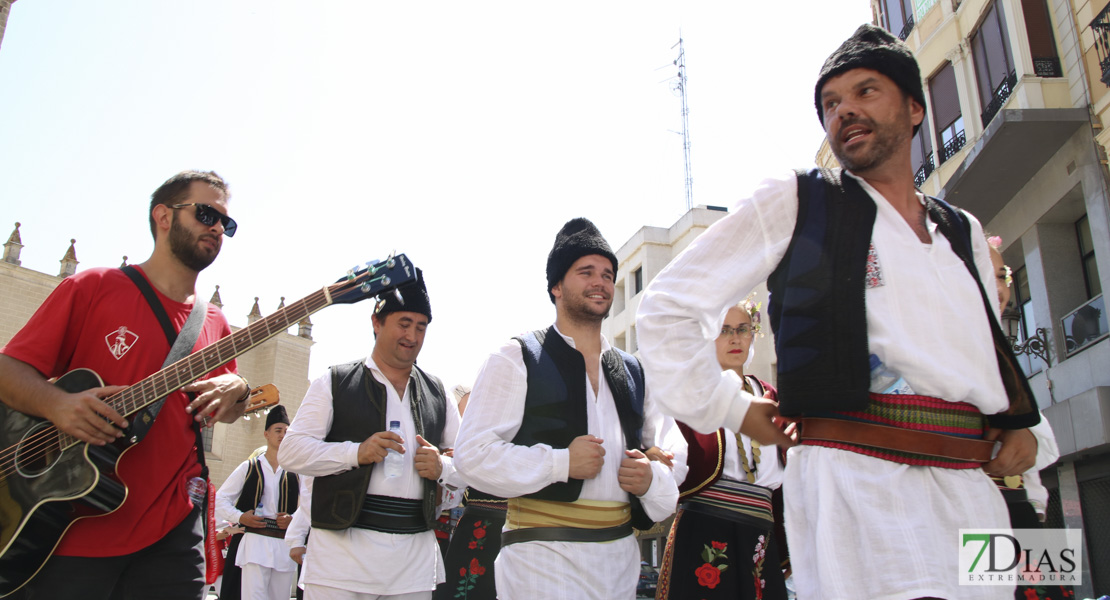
[172,203,238,237]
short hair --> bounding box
[148,170,229,239]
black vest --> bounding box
[511,327,653,529]
[766,168,1039,429]
[234,455,300,515]
[310,360,447,530]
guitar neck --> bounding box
[65,288,331,448]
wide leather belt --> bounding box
[243,526,286,539]
[800,417,994,463]
[501,522,633,547]
[353,494,428,534]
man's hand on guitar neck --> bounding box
[183,373,249,426]
[0,354,128,445]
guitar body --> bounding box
[0,369,130,597]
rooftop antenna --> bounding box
[672,34,693,212]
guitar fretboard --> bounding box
[57,288,331,450]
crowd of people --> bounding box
[0,24,1064,600]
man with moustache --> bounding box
[454,218,683,600]
[637,25,1040,600]
[0,170,250,599]
[279,271,461,600]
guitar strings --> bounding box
[0,285,345,482]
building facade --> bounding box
[824,0,1110,592]
[0,223,314,489]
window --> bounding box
[203,425,214,453]
[633,267,643,295]
[972,1,1017,125]
[1022,0,1061,77]
[1011,266,1045,375]
[880,0,916,40]
[911,126,934,187]
[1077,215,1102,299]
[929,62,965,163]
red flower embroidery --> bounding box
[470,558,482,575]
[711,541,726,550]
[459,568,467,577]
[695,563,721,589]
[473,527,486,539]
[475,520,483,527]
[468,541,478,549]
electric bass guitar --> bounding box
[0,254,416,597]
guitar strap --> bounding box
[120,265,209,477]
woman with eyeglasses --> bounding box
[654,297,789,600]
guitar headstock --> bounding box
[243,384,279,415]
[329,253,416,306]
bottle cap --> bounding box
[868,354,881,370]
[390,420,401,428]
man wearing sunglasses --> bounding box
[0,170,250,599]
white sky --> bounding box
[0,1,873,391]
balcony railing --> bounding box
[1062,294,1107,357]
[1033,57,1062,78]
[914,152,935,187]
[898,14,916,41]
[938,130,966,163]
[981,71,1017,127]
[1091,3,1110,86]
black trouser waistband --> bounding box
[501,522,633,547]
[352,494,428,534]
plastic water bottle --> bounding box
[186,476,207,506]
[869,354,914,395]
[384,420,404,478]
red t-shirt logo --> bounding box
[105,326,139,360]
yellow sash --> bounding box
[506,498,631,530]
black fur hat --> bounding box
[546,218,618,304]
[814,24,926,134]
[265,404,289,430]
[375,267,432,322]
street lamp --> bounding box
[1001,307,1051,362]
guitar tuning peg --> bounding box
[346,267,357,281]
[393,288,405,305]
[366,259,380,270]
[360,282,371,293]
[381,276,391,288]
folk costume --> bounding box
[656,375,787,600]
[454,219,685,600]
[279,274,462,599]
[637,158,1044,599]
[431,489,507,600]
[216,406,304,600]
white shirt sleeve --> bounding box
[215,460,251,525]
[454,342,571,498]
[636,172,799,434]
[285,476,313,549]
[278,372,362,476]
[634,379,685,520]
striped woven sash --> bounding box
[684,479,773,527]
[506,498,630,530]
[802,392,988,468]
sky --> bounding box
[0,0,873,391]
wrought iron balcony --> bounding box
[1092,3,1110,86]
[981,71,1017,127]
[1033,57,1062,78]
[1062,294,1107,357]
[938,131,966,163]
[914,152,935,187]
[898,15,916,41]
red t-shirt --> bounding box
[0,266,236,557]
